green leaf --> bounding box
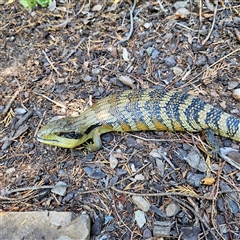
[36,0,51,7]
[20,0,37,8]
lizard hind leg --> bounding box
[204,129,220,159]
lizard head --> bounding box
[37,117,86,148]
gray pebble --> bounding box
[14,108,27,115]
[174,1,187,9]
[153,221,171,237]
[116,169,127,176]
[165,56,177,67]
[186,172,205,187]
[143,228,152,239]
[83,75,92,82]
[84,167,106,179]
[195,55,207,66]
[152,49,160,59]
[191,43,206,52]
[180,226,201,240]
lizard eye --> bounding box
[59,132,82,139]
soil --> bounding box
[1,0,240,239]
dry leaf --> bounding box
[118,75,135,89]
[203,13,214,18]
[200,177,215,185]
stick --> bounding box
[114,0,137,46]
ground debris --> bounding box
[1,0,240,239]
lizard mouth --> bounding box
[37,136,59,143]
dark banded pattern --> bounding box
[37,89,240,149]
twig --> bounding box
[157,151,176,170]
[114,0,137,46]
[35,92,83,113]
[42,50,61,76]
[34,91,67,109]
[202,0,218,45]
[2,89,20,114]
[110,187,215,200]
[4,185,55,195]
[157,0,167,14]
[126,132,182,142]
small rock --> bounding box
[233,17,240,24]
[83,153,95,162]
[14,108,27,115]
[153,221,171,237]
[83,75,92,82]
[143,228,152,239]
[109,154,118,169]
[146,47,154,56]
[132,196,151,212]
[149,149,161,158]
[116,169,127,176]
[175,8,190,18]
[156,158,165,177]
[219,181,238,201]
[191,43,206,52]
[64,191,75,202]
[134,210,146,228]
[236,172,240,181]
[104,215,114,224]
[6,167,15,174]
[126,137,137,148]
[105,224,116,232]
[174,1,187,9]
[122,47,129,61]
[172,66,183,76]
[187,172,205,187]
[91,214,102,236]
[228,81,239,90]
[152,49,160,59]
[232,88,240,101]
[58,78,65,84]
[51,181,68,196]
[165,201,181,217]
[84,167,106,179]
[180,226,201,240]
[118,75,135,89]
[10,36,15,42]
[92,4,102,11]
[195,55,207,66]
[185,148,207,172]
[216,197,225,212]
[135,174,145,180]
[144,22,152,29]
[165,56,177,67]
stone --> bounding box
[132,196,151,212]
[0,211,90,240]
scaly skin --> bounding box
[37,89,240,150]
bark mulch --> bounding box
[1,0,240,239]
